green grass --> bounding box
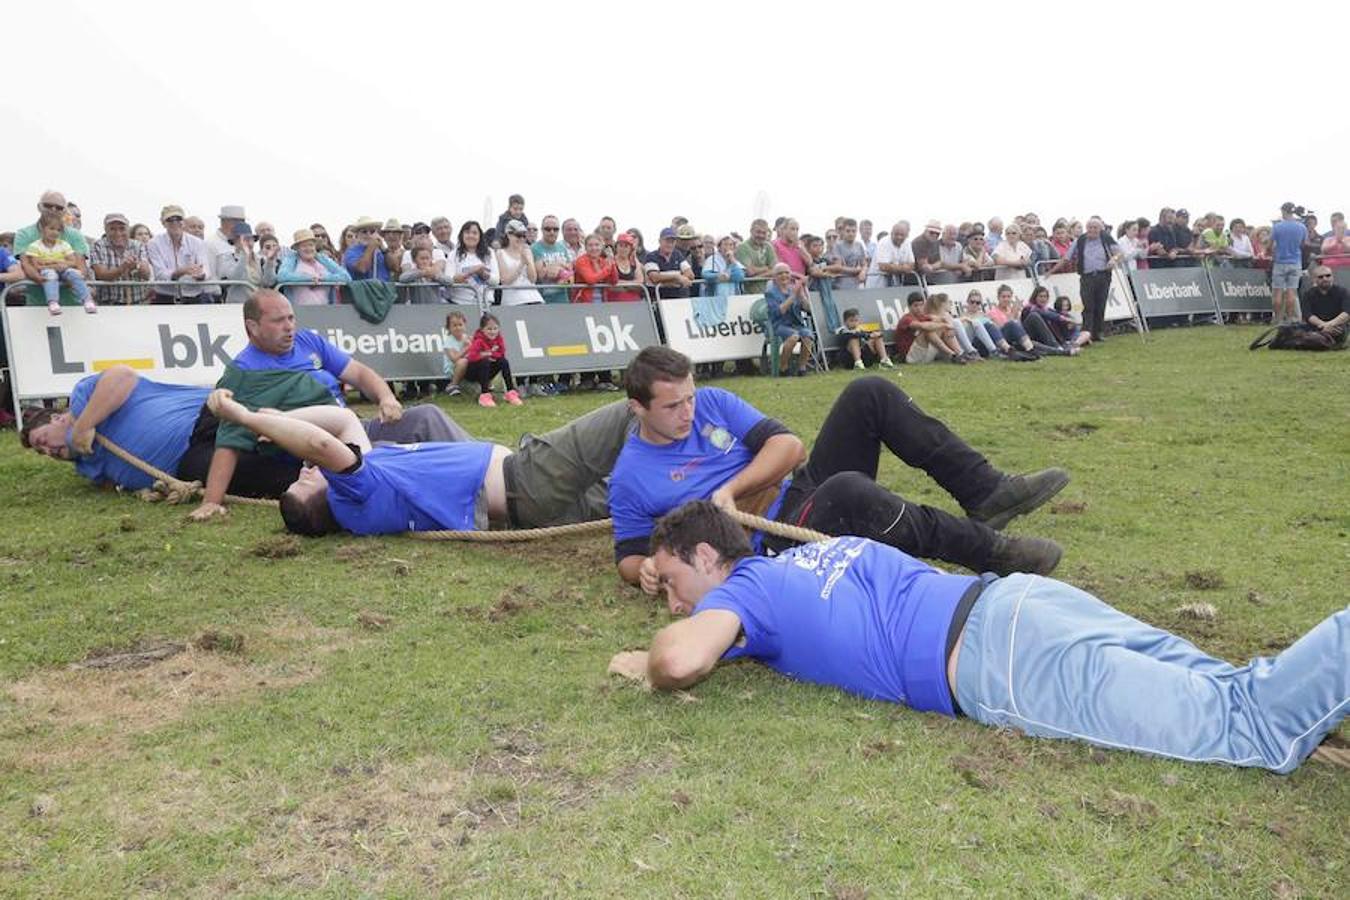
[1,326,1347,898]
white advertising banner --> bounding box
[3,304,247,401]
[1038,272,1138,322]
[658,294,768,363]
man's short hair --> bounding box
[649,500,753,567]
[430,216,451,228]
[906,291,925,307]
[839,217,857,229]
[842,308,860,320]
[18,407,57,449]
[508,194,525,206]
[280,488,340,536]
[750,218,769,230]
[623,346,692,407]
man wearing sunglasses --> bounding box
[146,205,211,303]
[10,192,90,293]
[1300,265,1349,345]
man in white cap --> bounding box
[205,204,247,301]
[89,213,152,304]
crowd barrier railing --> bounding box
[2,278,254,308]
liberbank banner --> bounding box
[1208,268,1273,314]
[1129,267,1220,318]
[4,300,661,402]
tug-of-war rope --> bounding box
[93,433,1349,769]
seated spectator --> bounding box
[532,215,574,304]
[89,212,152,305]
[441,310,470,395]
[828,218,867,291]
[895,291,963,364]
[610,233,645,301]
[835,306,893,370]
[771,218,811,278]
[1052,296,1091,346]
[987,284,1068,356]
[398,243,453,303]
[495,194,528,241]
[13,192,90,302]
[960,291,1018,359]
[911,220,945,283]
[344,217,391,282]
[1320,212,1350,268]
[277,228,351,305]
[20,211,95,314]
[496,220,544,306]
[146,205,211,303]
[926,293,981,361]
[1227,219,1254,267]
[574,233,616,303]
[1300,265,1350,345]
[1022,285,1080,354]
[764,264,815,377]
[130,224,154,244]
[735,219,779,295]
[645,228,694,300]
[465,313,522,407]
[992,225,1032,279]
[865,221,914,288]
[962,233,995,278]
[218,222,263,304]
[449,221,499,306]
[1115,219,1148,270]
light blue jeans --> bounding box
[955,573,1348,773]
[40,267,91,303]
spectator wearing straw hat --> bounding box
[380,219,407,280]
[344,216,390,282]
[89,213,152,305]
[146,205,211,303]
[277,228,351,305]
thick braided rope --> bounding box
[408,508,832,545]
[95,434,279,507]
[1311,745,1350,769]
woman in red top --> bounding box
[464,313,522,407]
[608,232,645,301]
[572,233,616,303]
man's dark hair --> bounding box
[280,488,340,536]
[839,217,857,229]
[18,407,56,449]
[623,346,692,406]
[906,291,925,307]
[842,307,859,319]
[649,500,753,566]
[508,194,525,206]
[243,291,267,322]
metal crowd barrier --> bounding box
[2,278,253,307]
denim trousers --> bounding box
[41,267,89,302]
[956,573,1348,773]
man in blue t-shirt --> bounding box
[188,289,470,521]
[609,501,1348,775]
[205,388,627,536]
[19,366,300,498]
[1271,202,1309,324]
[608,347,1068,595]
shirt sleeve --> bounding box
[609,477,654,561]
[700,388,767,441]
[693,567,780,660]
[307,330,352,377]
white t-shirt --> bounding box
[865,236,914,288]
[449,251,498,305]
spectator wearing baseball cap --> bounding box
[89,213,152,305]
[644,227,695,299]
[146,205,212,303]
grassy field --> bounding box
[0,326,1346,898]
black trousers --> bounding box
[467,358,515,392]
[177,406,303,498]
[768,377,1004,571]
[1080,270,1112,340]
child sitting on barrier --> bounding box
[21,212,95,315]
[834,307,894,370]
[442,310,470,397]
[465,313,523,407]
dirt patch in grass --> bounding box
[2,620,356,772]
[251,535,302,559]
[1052,422,1099,438]
[216,734,676,895]
[1183,569,1225,590]
[1050,500,1087,515]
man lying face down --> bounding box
[608,501,1348,774]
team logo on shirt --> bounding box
[310,353,323,370]
[702,424,735,452]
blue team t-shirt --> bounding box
[232,330,352,405]
[608,387,789,558]
[325,441,493,535]
[343,244,390,282]
[694,537,979,716]
[1271,220,1307,265]
[69,375,209,490]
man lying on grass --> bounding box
[205,388,625,535]
[610,500,1348,774]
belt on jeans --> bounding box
[945,579,986,716]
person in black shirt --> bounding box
[1147,208,1183,269]
[1300,266,1350,345]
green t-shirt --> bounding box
[1201,228,1230,251]
[212,365,338,452]
[735,240,778,295]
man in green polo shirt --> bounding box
[11,191,90,306]
[735,218,779,295]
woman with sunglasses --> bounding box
[496,220,544,307]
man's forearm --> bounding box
[72,366,137,432]
[201,448,240,505]
[344,360,396,406]
[719,434,805,501]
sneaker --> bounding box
[444,383,462,396]
[878,357,895,369]
[48,300,62,315]
[967,468,1070,531]
[596,381,620,392]
[946,353,966,365]
[504,389,524,406]
[82,298,98,314]
[478,392,497,408]
[853,359,865,371]
[526,383,549,398]
[985,534,1063,576]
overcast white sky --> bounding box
[4,1,1345,239]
